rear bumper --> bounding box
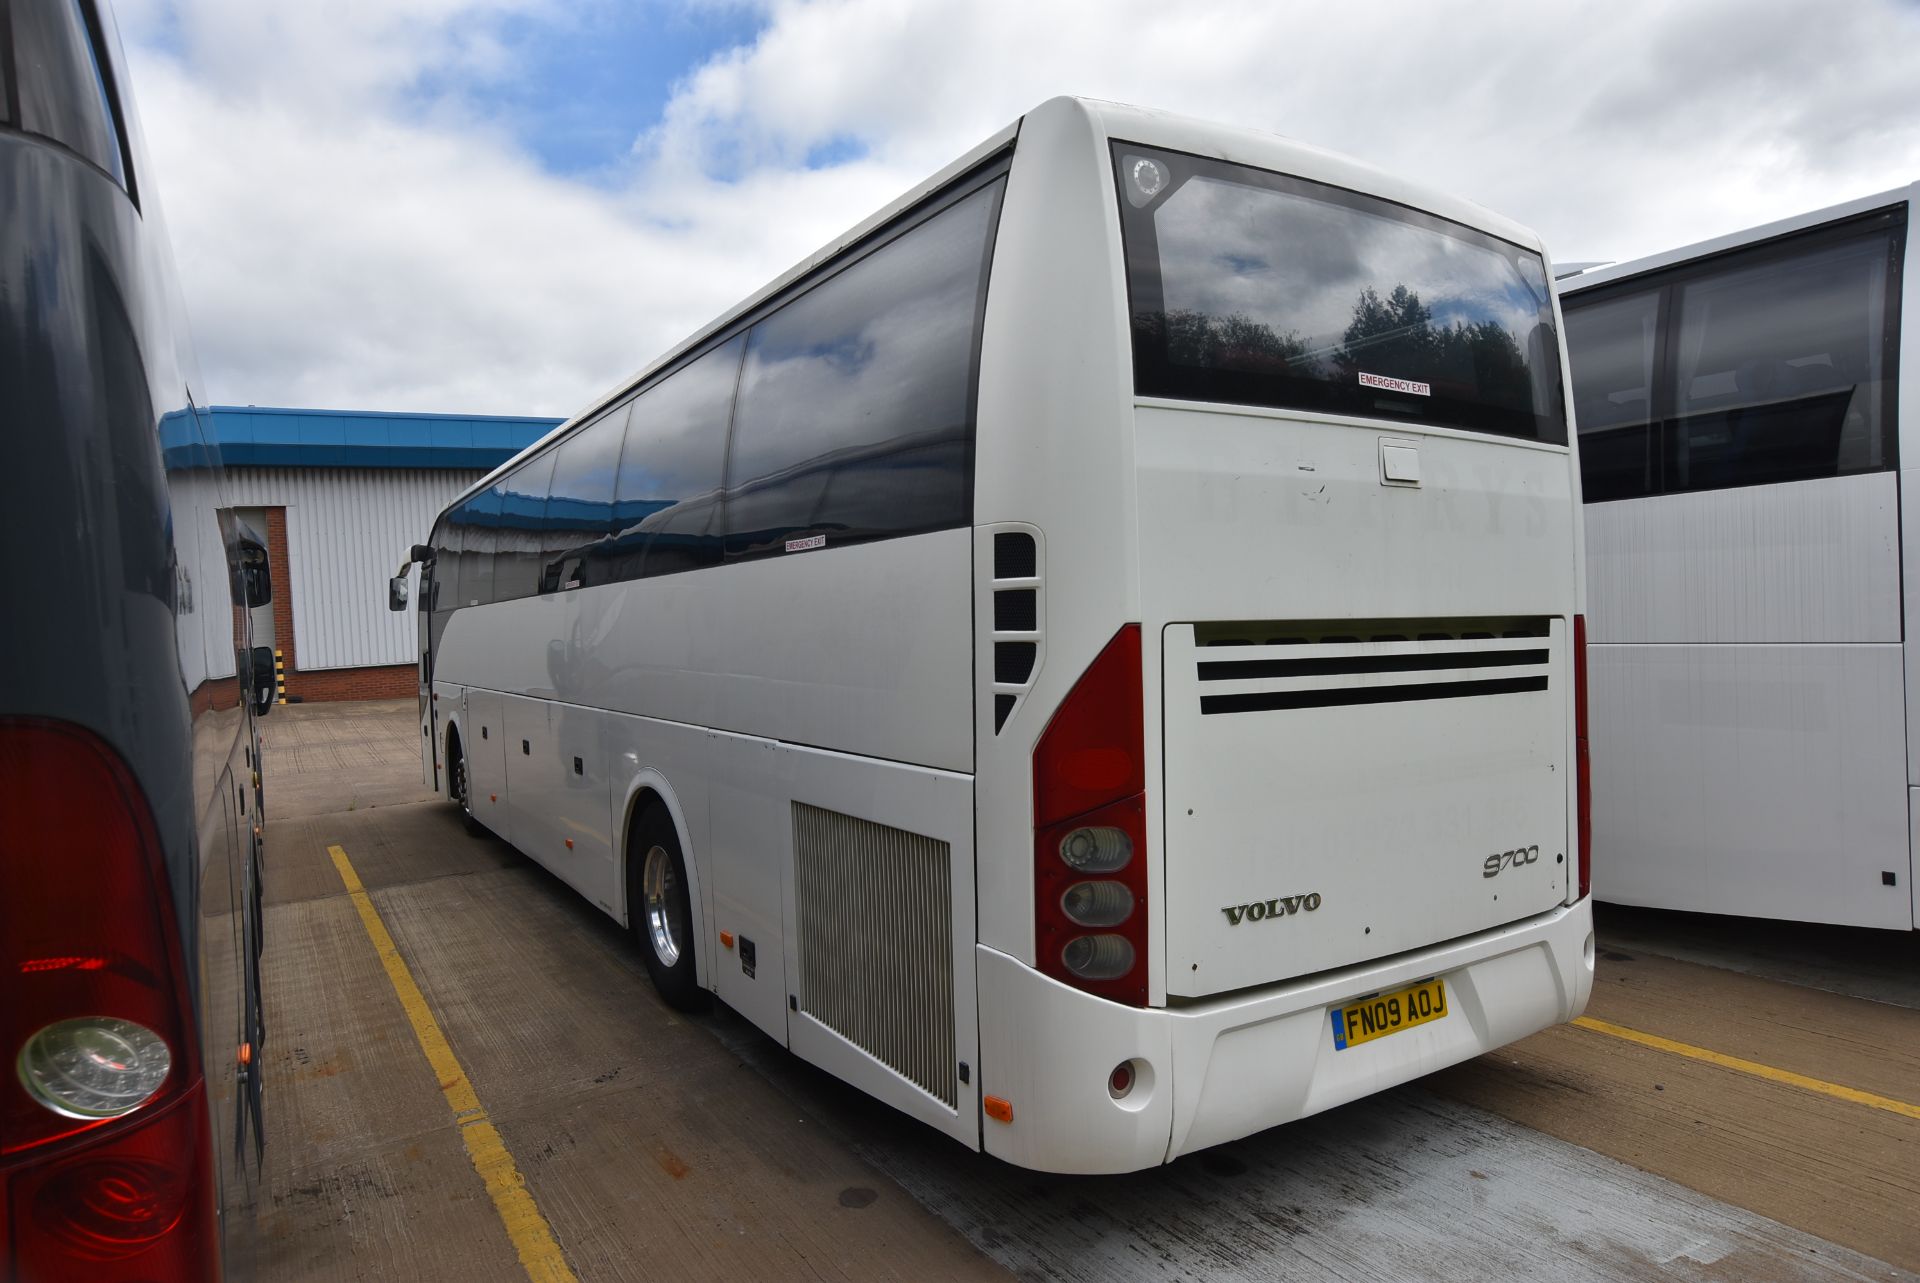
[976,899,1594,1173]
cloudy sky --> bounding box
[112,0,1920,417]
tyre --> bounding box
[447,735,486,837]
[629,806,705,1011]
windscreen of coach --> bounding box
[1115,144,1566,443]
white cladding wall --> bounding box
[225,467,484,671]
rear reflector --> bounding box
[8,1083,219,1278]
[1032,627,1143,828]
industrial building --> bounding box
[172,406,558,701]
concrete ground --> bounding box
[254,699,1920,1283]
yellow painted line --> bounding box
[1573,1015,1920,1122]
[327,844,579,1283]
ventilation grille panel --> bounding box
[994,532,1034,580]
[1193,618,1553,716]
[994,589,1037,633]
[793,803,956,1108]
[988,527,1042,733]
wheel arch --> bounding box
[441,709,465,803]
[616,770,708,990]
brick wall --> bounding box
[263,504,416,703]
[265,508,295,672]
[188,677,243,715]
[285,663,416,702]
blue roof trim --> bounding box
[160,406,562,470]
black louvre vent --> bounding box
[1199,649,1548,682]
[1202,675,1548,715]
[994,589,1037,633]
[995,642,1037,685]
[993,532,1036,580]
[990,529,1039,736]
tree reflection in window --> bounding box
[1118,144,1564,442]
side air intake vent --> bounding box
[985,525,1043,733]
[994,589,1037,634]
[995,642,1037,685]
[793,803,956,1108]
[994,532,1036,580]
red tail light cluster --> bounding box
[1033,626,1149,1007]
[1573,615,1592,901]
[1,719,218,1281]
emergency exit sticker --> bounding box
[785,534,827,553]
[1359,371,1431,397]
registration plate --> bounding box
[1330,977,1448,1050]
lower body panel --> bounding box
[1589,643,1913,929]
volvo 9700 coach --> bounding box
[397,97,1594,1173]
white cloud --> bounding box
[120,0,1920,415]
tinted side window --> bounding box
[602,336,742,582]
[1667,229,1898,494]
[1567,213,1904,504]
[454,488,501,608]
[541,409,626,591]
[431,515,463,613]
[493,453,554,603]
[13,0,127,188]
[1565,288,1659,502]
[724,181,1000,559]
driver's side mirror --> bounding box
[238,539,272,608]
[388,574,410,612]
[248,645,276,716]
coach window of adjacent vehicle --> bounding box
[723,181,1001,559]
[1666,223,1901,494]
[493,452,555,602]
[1565,288,1661,502]
[604,335,742,581]
[12,0,129,189]
[542,409,625,590]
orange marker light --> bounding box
[984,1095,1014,1124]
[489,793,496,803]
[564,838,574,849]
[720,931,735,949]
